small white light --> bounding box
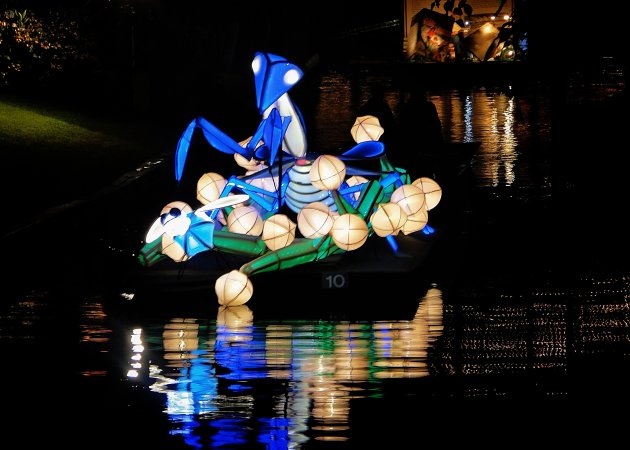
[251,55,261,74]
[127,369,139,378]
[132,344,145,353]
[284,69,300,85]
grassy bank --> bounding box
[0,96,175,237]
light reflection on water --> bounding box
[125,286,444,446]
[310,71,553,190]
[117,278,630,447]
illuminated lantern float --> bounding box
[138,51,442,305]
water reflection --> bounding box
[310,71,553,190]
[125,286,444,447]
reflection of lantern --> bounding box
[391,184,425,215]
[310,155,346,190]
[297,201,334,239]
[412,177,442,210]
[217,305,254,328]
[160,201,192,236]
[262,214,296,250]
[345,175,369,201]
[215,270,253,306]
[331,213,368,251]
[163,321,199,353]
[370,202,407,237]
[401,208,429,235]
[227,205,263,236]
[197,172,227,205]
[161,234,189,262]
[351,115,384,143]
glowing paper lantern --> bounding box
[262,214,296,250]
[197,172,227,205]
[412,177,442,210]
[401,208,429,235]
[331,213,369,251]
[310,155,346,191]
[370,202,408,237]
[160,201,193,236]
[161,234,189,262]
[297,201,334,239]
[215,270,253,306]
[345,175,369,201]
[227,205,263,236]
[351,115,384,143]
[390,184,426,215]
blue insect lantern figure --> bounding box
[139,51,443,306]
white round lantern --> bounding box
[412,177,442,210]
[351,115,385,143]
[310,155,346,191]
[227,205,263,236]
[401,208,429,235]
[197,172,227,205]
[331,213,369,251]
[390,184,426,215]
[370,202,408,237]
[262,214,297,250]
[161,234,189,262]
[160,201,193,236]
[215,270,253,306]
[297,201,334,239]
[345,175,369,201]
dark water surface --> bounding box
[2,63,629,448]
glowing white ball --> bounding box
[331,213,369,251]
[227,205,263,236]
[401,208,429,235]
[160,201,193,236]
[197,172,227,205]
[310,155,346,191]
[390,184,426,215]
[262,214,296,250]
[412,177,442,210]
[297,201,334,239]
[345,175,369,201]
[215,270,253,306]
[370,202,408,237]
[351,115,384,143]
[161,234,189,262]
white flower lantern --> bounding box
[390,184,426,215]
[401,208,429,235]
[331,213,369,251]
[161,234,189,262]
[262,214,297,250]
[197,172,227,205]
[297,201,334,239]
[370,202,408,237]
[227,205,263,236]
[412,177,442,210]
[310,154,346,191]
[351,115,384,143]
[215,270,253,306]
